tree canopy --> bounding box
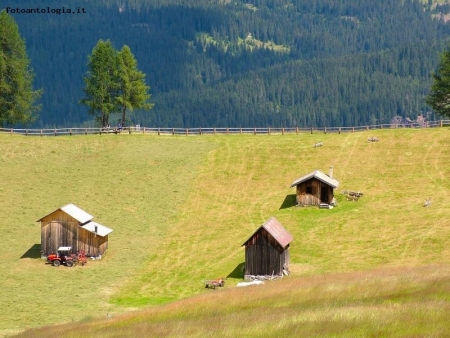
[0,10,41,127]
[116,45,154,127]
[426,47,450,119]
[81,40,153,127]
[80,39,119,127]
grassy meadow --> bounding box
[1,127,450,337]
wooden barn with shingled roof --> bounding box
[290,167,339,207]
[242,217,293,277]
[37,203,113,256]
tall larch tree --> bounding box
[80,39,119,127]
[426,47,450,119]
[0,10,42,126]
[116,45,153,127]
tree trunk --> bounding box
[121,103,126,127]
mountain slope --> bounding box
[7,0,450,127]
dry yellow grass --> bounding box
[14,264,450,337]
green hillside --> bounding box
[6,0,450,128]
[1,128,450,337]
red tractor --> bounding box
[46,247,84,267]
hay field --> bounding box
[1,128,450,337]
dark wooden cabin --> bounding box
[290,168,339,206]
[37,203,113,256]
[242,217,293,277]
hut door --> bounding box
[320,186,328,204]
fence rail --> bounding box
[1,120,449,136]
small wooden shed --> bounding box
[37,203,113,257]
[242,217,293,277]
[290,168,339,206]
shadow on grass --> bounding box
[279,194,297,210]
[20,243,41,259]
[227,262,245,279]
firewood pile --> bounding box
[342,190,364,201]
[205,277,225,289]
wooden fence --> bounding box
[1,120,450,136]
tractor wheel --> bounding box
[53,260,61,267]
[66,260,74,267]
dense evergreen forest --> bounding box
[7,0,450,128]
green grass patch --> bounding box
[2,128,450,337]
[196,32,290,54]
[0,134,215,334]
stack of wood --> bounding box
[343,190,364,201]
[367,136,379,142]
[205,277,225,289]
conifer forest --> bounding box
[5,0,450,128]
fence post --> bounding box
[214,128,216,135]
[268,127,271,135]
[54,128,56,136]
[441,120,443,128]
[240,128,243,134]
[143,127,145,134]
[129,127,131,134]
[85,128,87,135]
[254,128,256,135]
[40,129,43,137]
[296,127,298,134]
[310,127,313,134]
[69,129,72,136]
[226,128,229,134]
[352,127,355,132]
[26,129,28,136]
[158,128,160,136]
[366,126,369,130]
[10,128,13,135]
[338,127,341,134]
[282,128,285,135]
[200,127,202,135]
[186,128,189,136]
[324,127,327,134]
[172,128,175,135]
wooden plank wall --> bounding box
[40,210,79,254]
[296,178,334,205]
[77,232,108,256]
[244,228,288,276]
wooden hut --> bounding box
[37,203,113,256]
[290,168,339,207]
[242,217,293,277]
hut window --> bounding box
[306,186,313,194]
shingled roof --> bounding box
[290,170,339,188]
[242,217,293,248]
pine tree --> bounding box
[80,39,119,127]
[426,47,450,119]
[0,10,42,126]
[116,45,153,127]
